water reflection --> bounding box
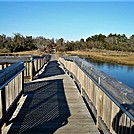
[82,57,134,89]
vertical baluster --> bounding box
[97,77,103,129]
[24,62,26,78]
[1,87,6,131]
[40,59,41,69]
[130,119,134,134]
[1,65,7,130]
[22,70,24,94]
[5,85,9,111]
[106,96,112,130]
[0,90,2,120]
[1,64,7,131]
[8,81,12,107]
[30,57,33,81]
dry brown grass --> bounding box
[67,50,134,66]
[0,50,47,56]
[13,50,41,55]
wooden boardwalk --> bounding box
[3,55,99,134]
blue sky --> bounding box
[0,1,134,41]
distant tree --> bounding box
[0,33,133,53]
[56,38,65,51]
[51,38,56,48]
[80,38,86,49]
[130,35,134,43]
[35,36,51,53]
[86,37,92,42]
[85,34,106,49]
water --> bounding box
[83,57,134,89]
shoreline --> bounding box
[66,50,134,66]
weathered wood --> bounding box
[3,55,99,134]
[5,85,9,110]
[59,56,134,134]
[0,91,2,119]
[0,61,26,133]
[97,78,103,129]
[30,58,33,81]
[22,71,24,94]
[0,62,24,86]
[0,55,50,82]
[1,65,7,130]
[1,87,6,129]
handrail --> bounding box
[0,62,25,85]
[62,56,134,111]
[0,67,26,90]
[0,55,50,132]
[75,61,134,122]
[0,62,26,132]
[0,55,50,81]
[59,56,134,134]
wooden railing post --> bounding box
[22,70,24,94]
[1,65,6,132]
[30,57,33,81]
[1,87,6,132]
[97,77,103,130]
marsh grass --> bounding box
[0,50,46,56]
[67,50,134,66]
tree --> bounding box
[56,38,65,51]
[79,38,86,49]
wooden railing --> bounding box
[32,55,50,79]
[59,56,134,134]
[0,55,50,81]
[0,55,50,132]
[0,62,26,131]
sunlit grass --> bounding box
[0,49,47,56]
[66,49,134,66]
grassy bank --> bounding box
[1,49,134,66]
[0,50,46,56]
[66,50,134,66]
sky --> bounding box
[0,0,134,41]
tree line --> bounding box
[56,33,134,52]
[0,33,134,53]
[0,33,54,53]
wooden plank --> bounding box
[4,55,99,134]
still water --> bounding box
[82,57,134,89]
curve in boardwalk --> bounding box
[4,56,99,134]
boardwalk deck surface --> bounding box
[4,54,99,134]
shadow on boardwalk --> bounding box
[6,60,70,134]
[38,60,65,78]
